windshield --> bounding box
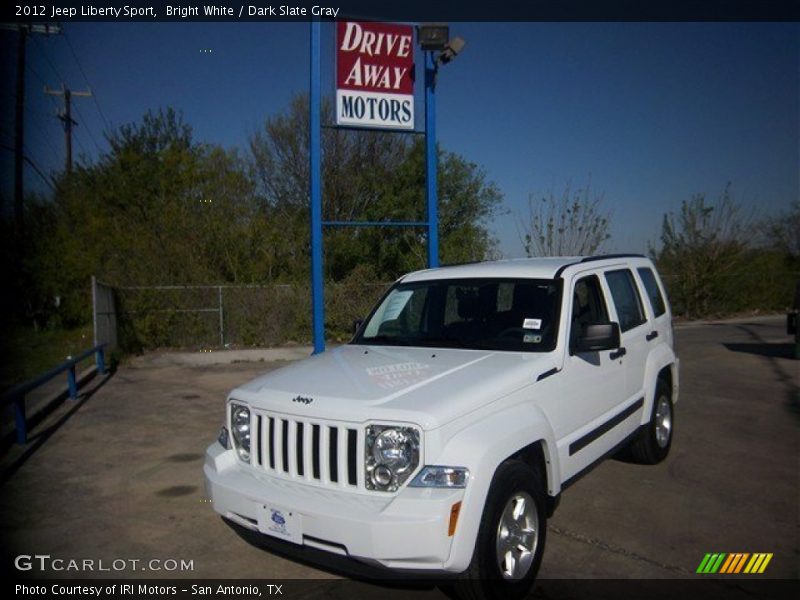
[353,278,562,352]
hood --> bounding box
[230,344,555,430]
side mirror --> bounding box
[573,322,621,354]
[353,319,364,336]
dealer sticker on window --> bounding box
[522,318,542,329]
[258,505,302,544]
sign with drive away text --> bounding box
[336,21,415,130]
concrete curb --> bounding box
[130,346,315,367]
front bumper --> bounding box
[204,442,466,572]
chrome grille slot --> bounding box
[267,417,275,469]
[281,419,290,473]
[255,415,263,466]
[347,429,358,486]
[254,411,360,490]
[329,427,339,483]
[311,424,321,480]
[295,422,305,477]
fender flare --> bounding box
[641,346,678,423]
[433,400,558,572]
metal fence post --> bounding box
[310,19,325,354]
[13,396,27,444]
[67,364,78,400]
[425,51,439,269]
[92,275,98,347]
[218,286,224,347]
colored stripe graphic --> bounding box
[699,552,773,574]
[733,553,750,573]
[720,553,749,573]
[744,553,773,574]
[719,554,735,573]
[697,553,726,573]
[696,553,713,573]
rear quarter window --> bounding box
[637,267,667,317]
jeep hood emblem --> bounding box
[292,395,314,405]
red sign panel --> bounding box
[336,21,415,130]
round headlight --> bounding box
[230,404,251,461]
[372,428,414,473]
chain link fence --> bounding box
[95,279,390,352]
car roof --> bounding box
[401,255,648,282]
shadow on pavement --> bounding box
[723,342,794,360]
[0,369,115,486]
[727,326,799,424]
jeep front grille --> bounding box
[252,411,361,489]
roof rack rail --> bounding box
[579,253,646,264]
[554,253,646,278]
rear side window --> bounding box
[637,267,666,317]
[604,269,646,332]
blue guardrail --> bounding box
[2,344,107,445]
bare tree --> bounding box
[518,183,611,257]
[759,199,800,259]
[652,184,755,317]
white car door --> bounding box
[601,268,651,436]
[545,272,626,483]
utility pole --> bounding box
[44,85,92,174]
[14,25,27,235]
[0,22,62,235]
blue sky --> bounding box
[1,21,797,257]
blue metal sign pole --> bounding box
[310,20,325,354]
[425,51,439,269]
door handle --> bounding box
[646,330,659,342]
[609,347,627,360]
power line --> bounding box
[25,62,63,117]
[33,35,65,83]
[71,99,102,153]
[2,22,62,234]
[44,85,92,173]
[28,115,63,166]
[25,61,51,91]
[26,52,91,161]
[73,125,90,158]
[63,30,112,135]
[23,154,57,192]
[0,143,57,192]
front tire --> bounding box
[454,460,547,600]
[631,379,673,464]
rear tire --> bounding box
[631,379,673,464]
[454,460,547,600]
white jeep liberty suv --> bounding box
[204,254,679,599]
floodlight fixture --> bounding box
[439,37,466,64]
[418,23,449,51]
